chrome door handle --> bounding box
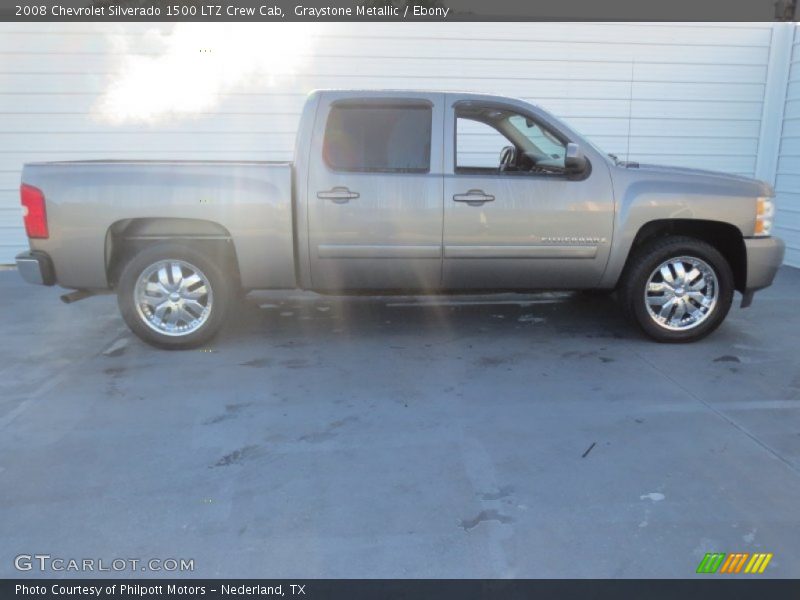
[453,189,495,206]
[317,187,360,204]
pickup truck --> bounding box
[16,89,785,348]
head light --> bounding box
[755,197,775,236]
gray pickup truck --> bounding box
[16,89,784,348]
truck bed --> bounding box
[22,160,296,291]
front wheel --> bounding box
[619,236,734,343]
[117,243,231,349]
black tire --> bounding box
[619,236,734,343]
[117,242,232,349]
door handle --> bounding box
[453,189,495,206]
[317,186,360,204]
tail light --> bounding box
[20,184,48,239]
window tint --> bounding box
[323,104,432,173]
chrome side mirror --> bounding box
[565,143,587,173]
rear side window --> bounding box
[323,104,432,173]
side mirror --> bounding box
[565,143,587,173]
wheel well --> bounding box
[625,219,746,292]
[105,218,241,289]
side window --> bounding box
[323,104,432,173]
[455,105,569,175]
[456,118,511,170]
[507,115,566,167]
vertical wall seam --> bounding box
[755,22,794,186]
[773,24,799,268]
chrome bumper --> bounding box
[16,251,55,286]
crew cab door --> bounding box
[306,92,444,291]
[442,95,615,289]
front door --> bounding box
[307,92,444,291]
[442,95,615,290]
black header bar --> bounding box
[0,0,794,22]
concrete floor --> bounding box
[1,267,799,578]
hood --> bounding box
[621,162,773,197]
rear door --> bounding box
[306,92,444,291]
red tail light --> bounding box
[20,184,48,239]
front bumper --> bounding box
[740,237,785,307]
[16,250,56,286]
[744,237,785,291]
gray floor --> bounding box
[1,267,799,578]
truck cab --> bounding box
[296,90,614,292]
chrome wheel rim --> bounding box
[134,259,213,337]
[644,255,718,331]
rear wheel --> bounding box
[619,236,734,342]
[117,242,231,349]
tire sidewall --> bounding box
[117,243,230,349]
[627,238,734,343]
